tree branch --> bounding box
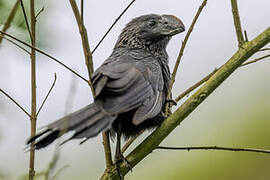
[0,0,20,44]
[92,0,136,54]
[156,146,270,154]
[69,0,114,170]
[29,0,37,179]
[69,0,95,96]
[102,131,113,170]
[0,88,31,117]
[231,0,245,47]
[100,27,270,180]
[37,73,57,116]
[166,0,207,113]
[80,0,84,24]
[77,0,136,170]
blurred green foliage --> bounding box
[0,0,27,32]
[0,0,47,47]
[0,172,6,180]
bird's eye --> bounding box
[148,20,156,27]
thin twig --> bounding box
[244,30,249,42]
[175,53,270,102]
[0,88,31,117]
[0,31,89,83]
[20,0,33,43]
[44,73,77,179]
[175,68,218,102]
[0,0,20,44]
[92,0,136,53]
[156,146,270,154]
[121,131,144,153]
[69,0,116,170]
[166,0,208,113]
[231,0,245,47]
[102,131,113,169]
[1,36,31,54]
[241,54,270,67]
[81,0,84,24]
[35,7,44,20]
[69,0,95,96]
[37,73,57,116]
[29,0,37,179]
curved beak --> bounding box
[161,15,185,36]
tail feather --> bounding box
[47,103,99,131]
[34,130,60,149]
[26,129,50,144]
[26,102,116,149]
[72,114,116,139]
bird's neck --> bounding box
[114,34,170,60]
[146,37,170,60]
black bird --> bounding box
[27,14,185,179]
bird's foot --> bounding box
[115,153,132,179]
[166,99,177,106]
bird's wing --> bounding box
[92,51,164,125]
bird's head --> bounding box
[115,14,185,49]
[134,14,185,40]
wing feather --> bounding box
[92,51,164,125]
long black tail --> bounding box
[26,102,116,149]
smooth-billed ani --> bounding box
[27,13,185,179]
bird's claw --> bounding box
[166,99,177,106]
[115,153,132,179]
